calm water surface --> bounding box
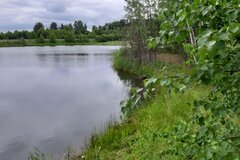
[0,46,130,160]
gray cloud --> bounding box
[0,0,125,32]
[45,3,67,13]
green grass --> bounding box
[94,41,124,46]
[83,88,208,160]
[82,50,210,159]
[113,49,192,77]
[0,39,123,47]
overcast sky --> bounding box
[0,0,125,32]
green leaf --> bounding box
[130,87,137,94]
[207,41,216,48]
[197,37,208,48]
[134,95,141,106]
[218,33,230,40]
[200,65,208,71]
[206,150,213,159]
[136,88,143,94]
[179,85,187,93]
[144,78,158,87]
[143,91,148,100]
[229,23,240,33]
[202,5,213,16]
[169,31,174,36]
[202,29,213,39]
[210,0,219,6]
[198,126,207,137]
[160,79,170,86]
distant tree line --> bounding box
[91,20,128,42]
[0,20,127,43]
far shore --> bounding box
[0,40,123,48]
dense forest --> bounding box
[0,19,127,44]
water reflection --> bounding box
[0,46,129,160]
[114,69,143,88]
[36,53,90,68]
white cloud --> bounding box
[0,0,125,31]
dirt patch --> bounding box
[157,53,186,64]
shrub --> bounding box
[64,31,75,43]
[36,34,45,43]
[78,34,89,43]
[48,32,56,43]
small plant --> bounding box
[63,145,74,160]
[120,72,190,119]
[120,77,158,118]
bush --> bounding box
[95,35,105,42]
[87,32,97,39]
[48,32,56,43]
[78,34,89,43]
[36,34,45,43]
[95,34,121,42]
[64,31,75,43]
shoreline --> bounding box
[0,40,123,48]
[80,49,209,159]
[24,49,210,159]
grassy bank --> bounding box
[82,50,209,159]
[0,39,123,47]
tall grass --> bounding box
[113,49,191,77]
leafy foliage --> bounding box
[73,20,88,35]
[120,0,240,159]
[156,0,240,159]
[120,72,190,119]
[121,77,158,118]
[33,22,45,33]
[50,22,58,30]
[78,34,89,43]
[37,34,45,43]
[64,31,75,43]
[48,31,56,43]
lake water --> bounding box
[0,46,130,159]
